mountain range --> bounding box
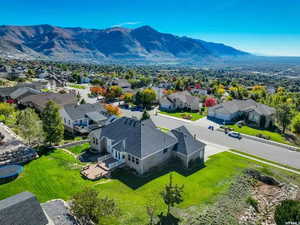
[0,24,250,64]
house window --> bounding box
[128,155,131,161]
[68,120,70,125]
[122,155,125,159]
[96,139,98,145]
[136,158,139,165]
[64,118,66,123]
[163,148,168,154]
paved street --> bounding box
[121,109,300,170]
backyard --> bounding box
[66,142,90,155]
[159,111,204,121]
[0,149,299,225]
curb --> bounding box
[157,113,194,123]
[228,150,300,175]
[217,128,300,152]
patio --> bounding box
[80,162,111,180]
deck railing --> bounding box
[97,154,112,162]
[108,159,125,169]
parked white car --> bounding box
[228,131,242,139]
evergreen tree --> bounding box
[276,104,293,134]
[42,101,64,145]
[161,174,184,215]
[141,110,150,121]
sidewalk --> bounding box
[228,150,300,175]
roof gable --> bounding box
[95,117,177,158]
[171,126,206,155]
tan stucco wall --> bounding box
[140,146,174,174]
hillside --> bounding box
[0,24,250,64]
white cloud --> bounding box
[112,21,141,27]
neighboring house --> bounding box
[89,117,205,174]
[267,86,276,94]
[60,103,114,133]
[0,81,49,101]
[20,93,77,112]
[80,76,91,84]
[9,87,41,102]
[38,71,49,79]
[158,82,172,89]
[112,79,131,89]
[0,192,77,225]
[190,88,208,96]
[152,87,165,101]
[160,91,200,112]
[0,65,10,78]
[208,99,276,128]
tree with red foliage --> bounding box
[104,104,121,116]
[90,86,106,96]
[195,84,201,89]
[204,97,217,107]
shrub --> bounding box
[246,197,259,212]
[274,200,300,225]
[181,113,192,120]
[204,97,217,107]
[104,104,121,116]
[256,133,270,140]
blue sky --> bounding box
[1,0,300,56]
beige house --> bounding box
[89,117,205,174]
[160,91,200,112]
[208,99,276,128]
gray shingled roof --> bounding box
[92,117,178,158]
[63,103,107,121]
[0,82,48,97]
[168,91,199,105]
[9,87,41,99]
[42,200,78,225]
[210,99,275,116]
[20,93,77,110]
[170,126,206,155]
[0,192,48,225]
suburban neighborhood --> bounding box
[0,1,300,224]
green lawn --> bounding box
[69,84,86,89]
[159,111,204,121]
[157,127,171,133]
[0,150,299,225]
[66,143,90,155]
[228,124,293,146]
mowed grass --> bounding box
[0,150,93,202]
[0,150,298,224]
[159,111,204,121]
[69,83,86,89]
[228,124,292,145]
[66,143,90,155]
